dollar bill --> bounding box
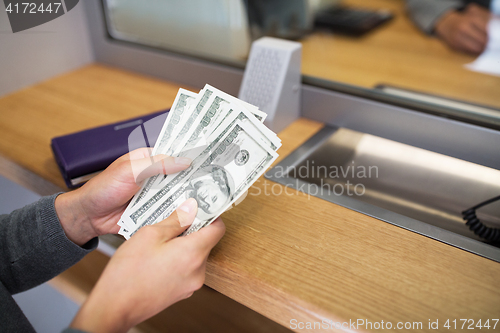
[152,92,232,188]
[154,89,199,155]
[174,95,231,155]
[124,116,240,226]
[249,108,267,123]
[173,85,273,158]
[205,107,281,152]
[183,118,279,235]
[126,119,278,238]
[127,88,198,208]
[163,87,214,156]
[121,87,225,230]
[118,85,280,238]
[153,87,267,188]
[123,103,278,229]
[150,106,279,205]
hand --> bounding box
[70,199,226,333]
[434,3,491,54]
[55,148,192,246]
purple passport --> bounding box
[51,109,169,188]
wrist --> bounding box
[55,191,98,246]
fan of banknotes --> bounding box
[118,84,281,239]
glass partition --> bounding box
[102,0,500,127]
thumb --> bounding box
[152,198,198,241]
[183,217,225,253]
[131,155,192,184]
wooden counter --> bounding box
[301,0,500,109]
[1,65,499,332]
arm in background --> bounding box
[405,0,464,33]
[405,0,491,54]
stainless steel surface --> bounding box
[266,126,500,262]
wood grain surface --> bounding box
[0,65,188,190]
[0,65,499,333]
[301,0,500,109]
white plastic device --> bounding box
[238,37,302,133]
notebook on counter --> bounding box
[51,109,169,189]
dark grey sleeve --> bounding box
[405,0,464,33]
[0,193,98,295]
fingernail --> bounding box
[177,199,197,227]
[174,157,192,165]
[178,198,197,214]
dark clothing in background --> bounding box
[0,194,97,332]
[463,0,491,8]
[406,0,492,33]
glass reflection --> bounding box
[103,0,500,112]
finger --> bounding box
[132,155,192,183]
[183,217,225,253]
[470,16,489,42]
[116,148,153,163]
[455,21,486,53]
[128,148,154,161]
[459,36,482,53]
[152,198,198,241]
[461,30,486,53]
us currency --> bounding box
[183,118,280,235]
[248,108,266,123]
[154,89,199,155]
[126,119,278,239]
[128,88,198,208]
[122,101,280,230]
[121,87,248,232]
[173,85,271,158]
[174,96,231,155]
[153,86,268,188]
[163,87,214,156]
[201,84,269,125]
[131,86,216,207]
[119,89,201,234]
[118,85,280,238]
[208,107,281,153]
[200,85,267,123]
[152,91,232,189]
[123,112,241,228]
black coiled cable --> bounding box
[462,195,500,243]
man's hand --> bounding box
[434,3,491,54]
[70,199,226,333]
[55,148,192,246]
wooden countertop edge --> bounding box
[205,262,368,333]
[0,153,64,196]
